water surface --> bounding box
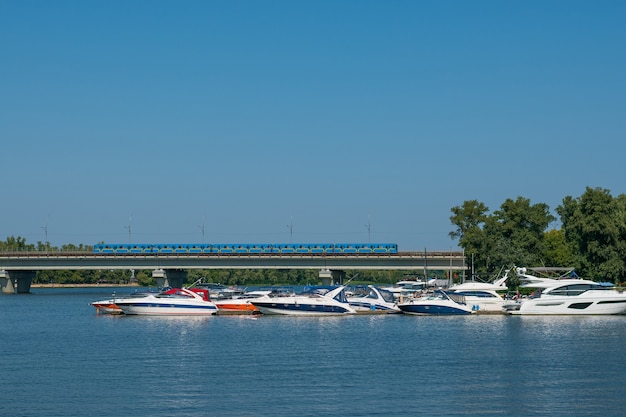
[1,287,624,416]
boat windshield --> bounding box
[333,289,349,304]
[547,283,611,297]
[379,288,396,303]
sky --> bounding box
[1,0,625,251]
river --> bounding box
[1,287,624,416]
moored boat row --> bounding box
[91,268,626,316]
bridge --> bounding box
[0,251,466,294]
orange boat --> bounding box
[91,299,123,314]
[215,290,271,314]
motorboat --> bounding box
[194,282,246,300]
[346,285,401,313]
[214,290,272,314]
[507,267,626,315]
[447,275,508,313]
[398,290,475,315]
[114,286,218,315]
[380,280,427,300]
[251,285,356,315]
[91,299,123,314]
[91,288,164,314]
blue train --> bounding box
[93,242,398,254]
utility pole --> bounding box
[41,223,48,250]
[286,216,293,243]
[198,217,205,243]
[124,215,132,244]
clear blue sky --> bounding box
[1,1,625,250]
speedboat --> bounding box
[91,288,164,314]
[398,290,475,315]
[251,285,356,315]
[380,280,427,300]
[91,299,123,314]
[195,282,246,300]
[114,287,218,316]
[214,290,272,314]
[447,275,508,313]
[347,285,401,313]
[507,268,626,315]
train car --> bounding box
[94,242,398,254]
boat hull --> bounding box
[348,301,401,313]
[510,297,626,315]
[91,301,122,314]
[399,303,474,315]
[117,302,218,315]
[215,301,260,314]
[252,300,354,315]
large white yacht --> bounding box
[507,267,626,315]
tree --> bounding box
[450,197,556,278]
[557,187,626,280]
[490,196,556,267]
[449,199,489,260]
[542,229,576,267]
[1,236,35,252]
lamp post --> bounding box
[198,217,205,244]
[286,216,293,243]
[124,215,132,244]
[41,224,48,250]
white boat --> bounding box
[447,275,508,313]
[251,285,356,315]
[398,290,475,315]
[91,299,123,314]
[380,280,427,300]
[347,285,401,313]
[507,268,626,315]
[91,288,164,314]
[114,287,218,316]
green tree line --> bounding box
[450,186,626,283]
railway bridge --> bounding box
[0,251,465,294]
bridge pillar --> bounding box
[0,270,13,294]
[319,269,346,286]
[152,269,186,288]
[0,270,35,294]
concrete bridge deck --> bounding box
[0,250,465,293]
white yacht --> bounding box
[447,274,508,313]
[114,287,218,316]
[347,285,401,313]
[507,267,626,315]
[251,285,356,315]
[380,280,427,300]
[398,290,475,315]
